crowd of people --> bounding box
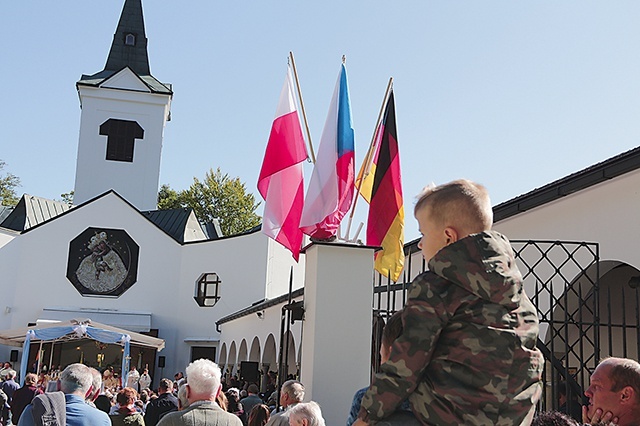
[0,353,639,425]
[2,179,640,426]
[0,359,326,426]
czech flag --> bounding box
[300,63,355,239]
[258,67,308,260]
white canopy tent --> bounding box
[0,318,164,386]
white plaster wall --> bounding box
[168,232,272,374]
[218,305,302,372]
[1,193,182,375]
[101,70,150,92]
[74,83,170,211]
[0,190,317,381]
[265,238,306,300]
[300,244,375,426]
[0,228,19,355]
[402,170,640,285]
[4,193,181,328]
[0,230,16,249]
[0,236,21,334]
[493,169,640,270]
[184,211,206,242]
[492,170,640,343]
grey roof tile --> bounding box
[0,195,71,231]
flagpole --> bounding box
[289,51,316,163]
[345,77,394,241]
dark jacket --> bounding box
[10,385,42,423]
[1,379,19,408]
[144,392,178,426]
[360,231,544,425]
[239,394,262,423]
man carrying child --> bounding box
[355,179,544,425]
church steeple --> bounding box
[73,0,172,211]
[78,0,172,93]
[104,0,150,76]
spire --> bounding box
[104,0,150,76]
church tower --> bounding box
[73,0,172,210]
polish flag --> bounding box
[258,67,308,260]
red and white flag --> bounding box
[257,67,308,260]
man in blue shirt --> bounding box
[18,363,110,426]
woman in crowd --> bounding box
[216,390,228,412]
[225,388,244,423]
[110,387,145,426]
[247,404,270,426]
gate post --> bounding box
[299,242,375,426]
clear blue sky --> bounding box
[2,2,640,242]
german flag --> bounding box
[359,89,404,281]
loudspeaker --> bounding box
[158,356,165,368]
[10,350,18,362]
[240,361,260,384]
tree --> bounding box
[157,184,184,210]
[158,168,261,236]
[59,190,74,206]
[0,160,21,207]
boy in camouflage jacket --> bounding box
[355,179,543,426]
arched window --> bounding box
[125,33,136,46]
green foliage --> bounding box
[158,168,261,236]
[59,190,74,206]
[157,184,184,210]
[0,160,21,207]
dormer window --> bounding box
[125,33,136,46]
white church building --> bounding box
[2,0,640,422]
[0,0,313,379]
[0,1,375,423]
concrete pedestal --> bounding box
[299,242,375,426]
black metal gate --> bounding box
[371,238,640,417]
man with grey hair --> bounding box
[10,373,41,424]
[1,369,18,426]
[18,363,110,426]
[157,359,241,426]
[265,380,305,426]
[288,401,325,426]
[85,367,102,406]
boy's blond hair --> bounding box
[414,179,492,236]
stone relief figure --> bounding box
[76,231,127,293]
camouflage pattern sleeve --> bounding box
[359,271,458,423]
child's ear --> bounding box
[444,227,458,244]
